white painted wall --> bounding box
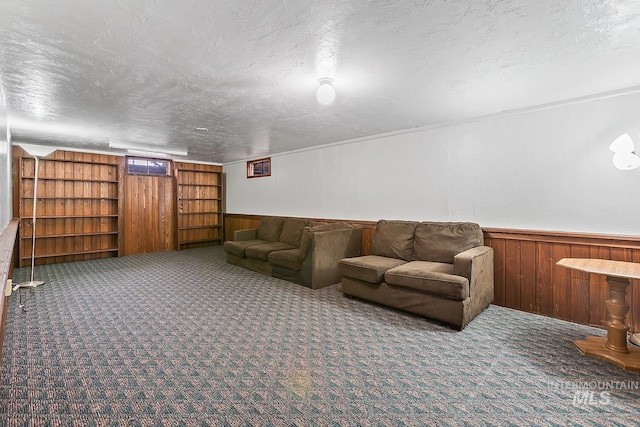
[0,85,11,232]
[224,93,640,235]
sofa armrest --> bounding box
[308,228,362,289]
[454,246,494,300]
[234,229,258,241]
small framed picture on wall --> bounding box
[247,157,271,178]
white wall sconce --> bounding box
[316,78,336,105]
[609,133,640,170]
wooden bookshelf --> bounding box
[174,162,223,250]
[15,149,121,266]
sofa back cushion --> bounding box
[257,217,285,242]
[371,220,417,261]
[413,222,483,263]
[298,222,352,260]
[279,218,310,247]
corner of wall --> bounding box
[0,84,11,232]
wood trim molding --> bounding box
[226,215,640,246]
[483,227,640,249]
[224,213,377,228]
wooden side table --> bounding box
[557,258,640,372]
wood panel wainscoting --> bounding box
[0,219,20,361]
[483,228,640,335]
[224,214,640,333]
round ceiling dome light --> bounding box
[316,78,336,105]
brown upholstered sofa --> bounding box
[339,220,493,329]
[224,216,361,289]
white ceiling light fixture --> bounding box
[609,133,640,170]
[316,78,336,105]
[109,142,188,157]
[126,149,172,158]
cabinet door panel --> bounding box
[123,174,175,255]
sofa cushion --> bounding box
[371,220,417,261]
[339,255,407,284]
[246,242,296,261]
[279,218,310,247]
[223,239,267,258]
[413,222,483,263]
[299,222,352,261]
[384,261,469,300]
[268,249,302,271]
[257,217,286,242]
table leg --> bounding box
[573,275,640,371]
[604,276,630,353]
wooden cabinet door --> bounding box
[123,174,175,255]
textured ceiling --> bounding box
[1,0,640,163]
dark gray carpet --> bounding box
[1,246,639,426]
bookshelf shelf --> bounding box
[174,162,224,250]
[16,149,121,267]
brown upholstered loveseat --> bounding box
[339,220,493,329]
[224,217,361,289]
